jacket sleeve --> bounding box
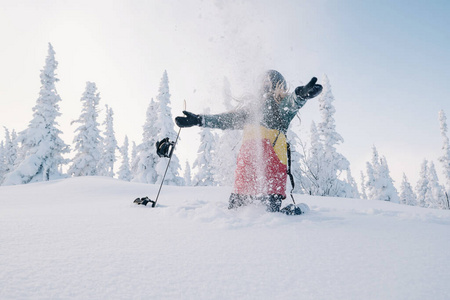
[284,92,308,112]
[277,92,309,131]
[201,108,249,130]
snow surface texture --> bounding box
[1,177,450,300]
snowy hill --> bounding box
[1,177,450,300]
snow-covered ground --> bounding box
[1,177,450,300]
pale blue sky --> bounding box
[0,0,449,187]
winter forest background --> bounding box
[1,43,450,210]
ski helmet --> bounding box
[263,70,287,92]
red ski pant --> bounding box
[233,134,287,198]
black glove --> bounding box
[295,77,323,100]
[175,111,202,127]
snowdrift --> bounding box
[1,177,450,299]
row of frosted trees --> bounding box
[1,43,449,210]
[0,44,183,186]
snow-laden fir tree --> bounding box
[130,141,137,175]
[318,75,358,197]
[366,146,381,200]
[132,98,159,183]
[300,121,323,195]
[3,128,18,175]
[365,161,376,199]
[10,130,18,164]
[68,82,102,177]
[0,141,6,183]
[438,110,450,195]
[316,75,348,193]
[377,156,399,202]
[343,168,360,198]
[118,136,132,181]
[3,44,69,185]
[213,77,241,186]
[184,160,192,186]
[360,171,368,199]
[414,160,448,209]
[415,160,430,207]
[287,126,306,194]
[399,173,417,206]
[154,71,183,185]
[97,105,117,177]
[193,111,217,186]
[365,146,399,202]
[301,75,355,197]
[426,161,448,209]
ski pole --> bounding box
[138,99,186,208]
[150,125,182,207]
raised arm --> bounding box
[175,108,249,130]
[201,109,249,130]
[283,77,323,111]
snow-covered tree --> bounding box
[68,82,102,177]
[438,110,450,195]
[378,156,400,202]
[287,126,306,194]
[300,121,321,195]
[343,168,360,198]
[300,75,354,197]
[193,118,217,186]
[365,161,377,199]
[317,75,349,195]
[427,161,448,209]
[132,98,159,184]
[118,136,132,181]
[10,130,18,162]
[3,43,69,185]
[154,71,183,185]
[184,160,192,186]
[0,141,6,183]
[97,105,117,177]
[399,173,416,206]
[365,146,399,202]
[360,171,367,200]
[130,141,137,176]
[415,160,430,207]
[366,147,379,200]
[413,160,448,209]
[3,128,18,175]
